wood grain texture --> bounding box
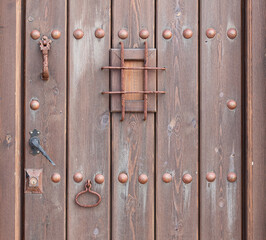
[67,0,110,239]
[24,0,66,239]
[112,0,155,239]
[200,0,242,239]
[112,114,154,240]
[245,0,266,239]
[0,0,22,239]
[156,0,199,239]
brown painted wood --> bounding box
[112,0,155,239]
[200,0,242,239]
[0,0,22,239]
[245,0,266,239]
[156,0,199,239]
[67,0,110,239]
[24,1,67,239]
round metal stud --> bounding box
[118,173,128,183]
[51,173,61,183]
[206,172,216,182]
[206,28,216,38]
[139,29,149,39]
[51,30,61,39]
[138,174,148,184]
[30,30,40,40]
[30,99,40,110]
[227,99,237,110]
[95,174,104,184]
[162,29,172,39]
[162,173,172,183]
[73,172,83,183]
[182,173,193,184]
[227,172,237,182]
[227,28,237,39]
[118,29,128,39]
[73,29,84,39]
[95,28,105,38]
[183,29,193,39]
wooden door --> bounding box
[1,0,265,239]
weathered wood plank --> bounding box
[24,0,66,239]
[0,0,22,239]
[156,0,199,239]
[245,0,266,239]
[200,0,242,239]
[67,0,110,239]
[112,0,155,239]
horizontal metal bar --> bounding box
[102,91,165,94]
[101,66,166,70]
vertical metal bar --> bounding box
[144,41,148,120]
[120,42,125,121]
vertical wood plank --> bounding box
[67,0,110,239]
[112,0,155,239]
[0,0,22,239]
[24,0,66,239]
[245,0,266,239]
[156,0,199,239]
[200,0,242,239]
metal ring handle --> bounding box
[75,180,101,208]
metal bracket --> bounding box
[25,169,43,194]
[29,129,40,155]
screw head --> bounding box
[183,29,193,39]
[227,28,237,39]
[51,30,61,39]
[206,28,216,38]
[30,99,40,110]
[118,29,128,39]
[162,173,172,183]
[51,173,61,183]
[206,172,216,182]
[118,173,128,183]
[227,99,237,110]
[162,29,172,39]
[139,29,149,39]
[73,172,83,183]
[227,172,237,182]
[95,174,104,184]
[182,173,193,184]
[138,174,148,184]
[30,30,40,40]
[95,28,105,38]
[73,29,84,39]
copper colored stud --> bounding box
[30,30,40,40]
[206,172,216,182]
[73,29,84,39]
[227,99,237,110]
[227,28,237,39]
[118,29,128,39]
[162,29,172,39]
[138,174,148,184]
[206,28,216,38]
[139,29,149,39]
[73,172,83,183]
[118,173,128,183]
[30,99,40,110]
[51,30,61,39]
[182,173,192,184]
[227,172,237,182]
[162,173,172,183]
[95,28,105,38]
[183,29,193,39]
[51,173,61,183]
[95,174,104,184]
